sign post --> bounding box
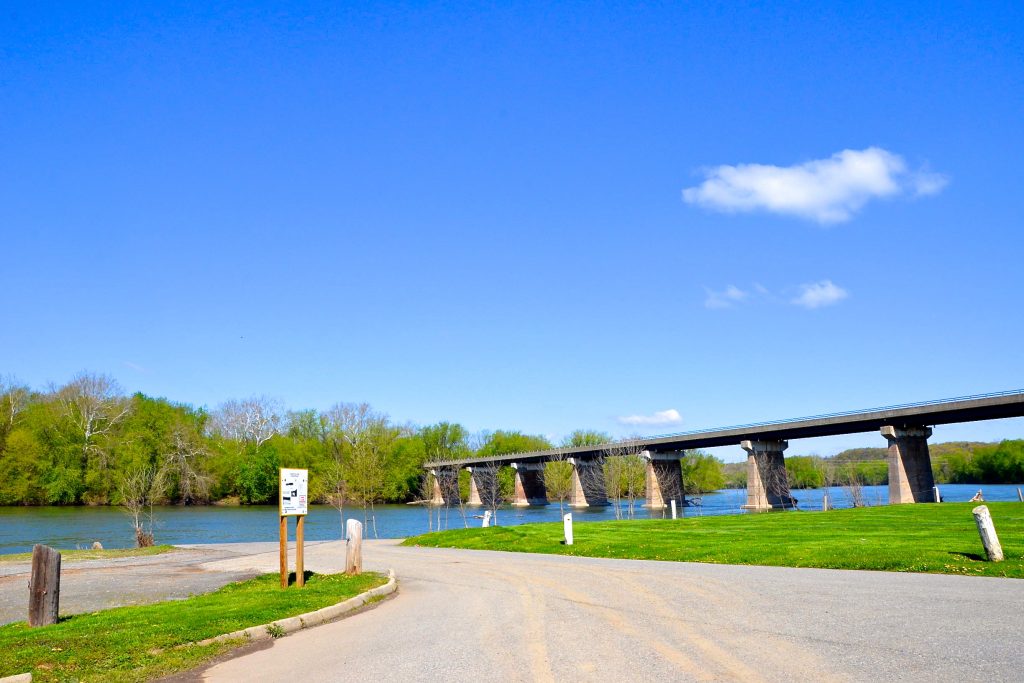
[279,468,309,588]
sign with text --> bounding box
[279,468,308,516]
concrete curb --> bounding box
[0,673,31,683]
[195,569,397,647]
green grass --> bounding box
[0,571,387,682]
[0,545,176,564]
[404,502,1024,578]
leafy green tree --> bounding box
[680,451,726,494]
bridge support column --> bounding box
[569,458,609,507]
[643,451,685,509]
[740,440,797,510]
[881,425,935,504]
[428,467,461,507]
[511,463,548,506]
[466,467,482,506]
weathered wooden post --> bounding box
[972,505,1004,562]
[295,514,306,588]
[670,499,677,520]
[28,544,61,627]
[822,491,830,511]
[345,519,363,575]
[563,513,573,546]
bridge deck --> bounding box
[424,390,1024,468]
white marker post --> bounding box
[482,510,492,528]
[279,468,309,589]
[563,513,573,546]
[972,505,1004,562]
[933,486,941,502]
[670,499,677,520]
[345,519,363,575]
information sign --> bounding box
[279,468,308,516]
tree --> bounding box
[162,425,211,504]
[0,375,30,444]
[119,465,166,547]
[545,451,575,514]
[210,397,282,449]
[602,437,645,519]
[57,372,132,503]
[680,450,725,494]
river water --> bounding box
[1,483,1021,554]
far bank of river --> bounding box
[2,483,1021,554]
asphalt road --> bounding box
[191,540,1024,682]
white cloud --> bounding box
[792,280,849,309]
[682,147,948,224]
[704,285,747,309]
[617,409,683,427]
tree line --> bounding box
[1,373,1020,512]
[721,440,1024,490]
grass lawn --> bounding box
[0,545,176,564]
[0,571,387,682]
[404,502,1024,578]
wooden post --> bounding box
[972,505,1004,562]
[482,510,492,527]
[28,544,61,627]
[563,513,573,546]
[933,486,941,502]
[670,499,677,519]
[822,491,829,511]
[279,515,288,588]
[295,515,305,588]
[345,519,363,575]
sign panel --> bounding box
[279,468,308,516]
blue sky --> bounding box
[2,2,1022,460]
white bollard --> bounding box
[1017,487,1023,502]
[933,486,941,502]
[972,505,1004,562]
[345,519,363,575]
[670,500,677,520]
[482,510,492,528]
[563,513,573,546]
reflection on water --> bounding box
[1,483,1021,554]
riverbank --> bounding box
[5,484,1023,553]
[404,502,1024,578]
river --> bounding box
[1,483,1021,554]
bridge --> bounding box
[423,390,1024,511]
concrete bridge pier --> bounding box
[569,457,609,507]
[643,451,685,509]
[511,463,548,506]
[465,467,482,506]
[881,425,936,503]
[740,440,797,510]
[428,467,461,507]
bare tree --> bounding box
[0,375,30,441]
[57,372,131,501]
[345,411,398,538]
[841,462,865,507]
[119,465,167,547]
[603,437,645,519]
[210,396,282,449]
[163,425,211,504]
[545,448,575,515]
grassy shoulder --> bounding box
[404,502,1024,578]
[0,571,387,682]
[0,545,176,564]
